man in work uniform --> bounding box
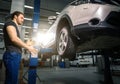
[2,11,37,84]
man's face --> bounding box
[16,14,24,25]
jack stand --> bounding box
[23,68,41,84]
[23,54,41,84]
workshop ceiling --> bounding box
[0,0,74,18]
[39,0,74,17]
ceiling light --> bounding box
[0,22,4,25]
[24,18,32,21]
[24,5,34,9]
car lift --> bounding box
[23,0,41,84]
[101,50,114,84]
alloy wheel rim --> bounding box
[58,28,68,55]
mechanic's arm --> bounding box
[6,25,37,55]
[26,39,35,46]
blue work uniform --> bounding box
[2,21,22,84]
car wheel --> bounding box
[57,26,76,60]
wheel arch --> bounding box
[56,14,79,46]
[56,14,73,36]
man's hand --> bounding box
[25,39,38,55]
[27,46,38,56]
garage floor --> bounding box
[0,66,120,84]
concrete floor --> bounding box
[36,67,120,84]
[0,66,120,84]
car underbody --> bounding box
[77,36,120,52]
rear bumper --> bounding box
[72,21,120,38]
[72,11,120,38]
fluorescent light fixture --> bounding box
[22,26,31,29]
[24,18,32,21]
[24,37,29,40]
[56,12,60,15]
[24,5,34,9]
[0,23,4,25]
[25,32,29,34]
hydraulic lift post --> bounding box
[102,50,114,84]
[28,0,41,84]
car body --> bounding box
[41,0,120,60]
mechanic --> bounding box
[2,11,37,84]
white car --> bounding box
[41,0,120,60]
[70,58,91,67]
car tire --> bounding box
[57,26,76,60]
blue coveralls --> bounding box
[3,51,21,84]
